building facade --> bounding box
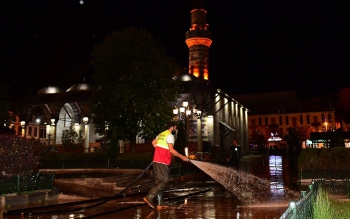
[232,91,348,149]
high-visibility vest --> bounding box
[155,130,171,149]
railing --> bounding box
[0,172,55,195]
[280,179,350,219]
[280,182,318,219]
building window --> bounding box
[34,127,38,137]
[321,114,325,122]
[40,129,46,139]
[265,117,268,126]
[300,115,303,125]
[285,116,289,125]
[251,119,256,126]
[279,116,282,125]
[306,115,310,124]
[328,114,332,123]
[28,126,32,136]
[271,117,276,125]
[18,126,23,136]
[258,117,262,126]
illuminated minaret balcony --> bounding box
[185,0,212,81]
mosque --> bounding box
[8,1,249,156]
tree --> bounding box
[108,128,120,160]
[296,126,311,143]
[284,127,301,154]
[0,71,11,126]
[0,135,40,177]
[90,26,182,152]
[249,130,267,149]
[61,125,81,152]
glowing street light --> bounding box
[83,117,89,153]
[20,121,26,137]
[173,102,203,151]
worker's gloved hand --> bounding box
[182,155,189,162]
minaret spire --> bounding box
[185,0,212,81]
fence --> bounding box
[280,179,350,219]
[0,172,55,195]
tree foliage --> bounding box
[0,71,11,125]
[61,125,82,152]
[296,126,311,142]
[108,128,120,159]
[0,135,40,177]
[90,26,182,143]
[249,129,267,147]
[284,127,302,153]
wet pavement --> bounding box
[2,154,301,219]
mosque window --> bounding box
[328,114,332,122]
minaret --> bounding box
[185,0,212,81]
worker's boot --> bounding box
[143,187,158,209]
[156,191,169,210]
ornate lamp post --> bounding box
[173,101,202,151]
[50,119,56,147]
[83,117,89,153]
[20,121,25,137]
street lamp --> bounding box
[50,119,56,148]
[194,109,202,152]
[83,117,89,153]
[20,121,25,137]
[173,102,191,142]
[83,117,89,124]
[173,102,203,151]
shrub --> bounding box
[61,125,82,152]
[298,148,350,170]
[313,187,350,218]
[313,187,332,219]
[0,135,40,177]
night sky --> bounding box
[0,0,348,99]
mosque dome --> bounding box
[175,73,198,82]
[66,82,91,92]
[37,85,64,94]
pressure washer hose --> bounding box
[79,161,154,210]
[5,162,155,216]
[117,161,153,195]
